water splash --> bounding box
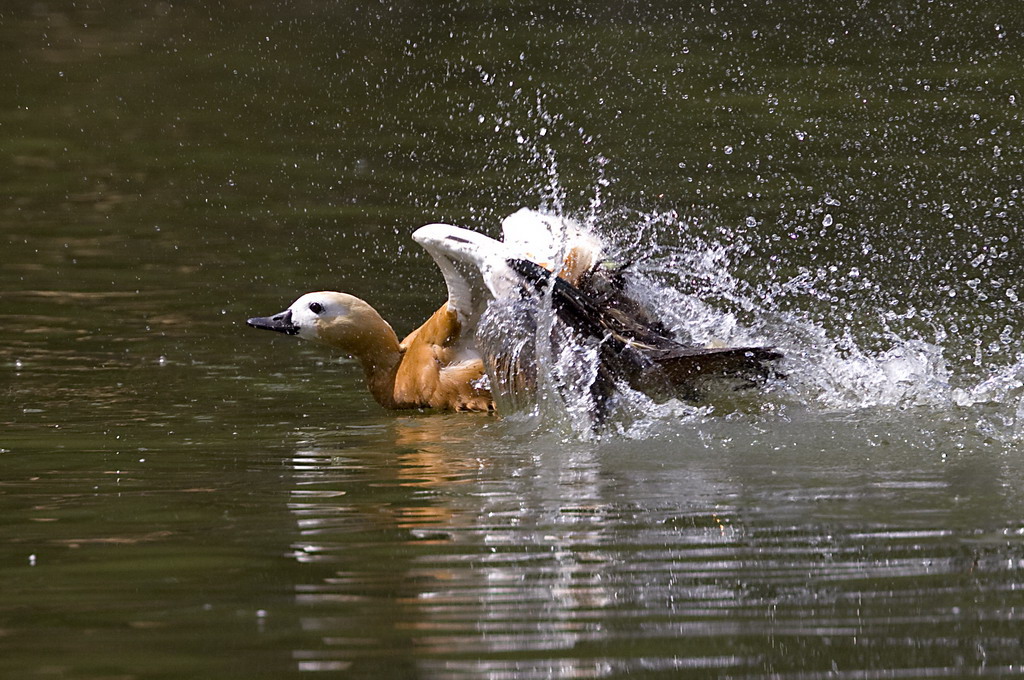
[476,98,1024,443]
[483,205,1024,445]
[953,356,1024,441]
[605,211,972,413]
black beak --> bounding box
[247,309,300,335]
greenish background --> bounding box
[2,2,1023,678]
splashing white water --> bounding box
[487,206,1024,444]
[952,356,1024,440]
[478,98,1022,443]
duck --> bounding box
[247,209,782,415]
[245,209,591,412]
[246,289,494,411]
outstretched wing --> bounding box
[413,211,610,329]
[411,224,522,338]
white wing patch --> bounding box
[500,208,605,272]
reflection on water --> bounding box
[280,418,1024,678]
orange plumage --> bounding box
[248,293,494,412]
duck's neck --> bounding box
[357,337,403,409]
[320,309,404,409]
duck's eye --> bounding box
[308,302,325,314]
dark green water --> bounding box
[3,2,1024,678]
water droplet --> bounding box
[724,145,734,155]
[822,213,834,227]
[745,216,757,227]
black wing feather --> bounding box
[506,257,781,400]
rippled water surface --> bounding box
[3,2,1024,678]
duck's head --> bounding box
[247,291,397,354]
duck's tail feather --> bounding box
[648,346,783,384]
